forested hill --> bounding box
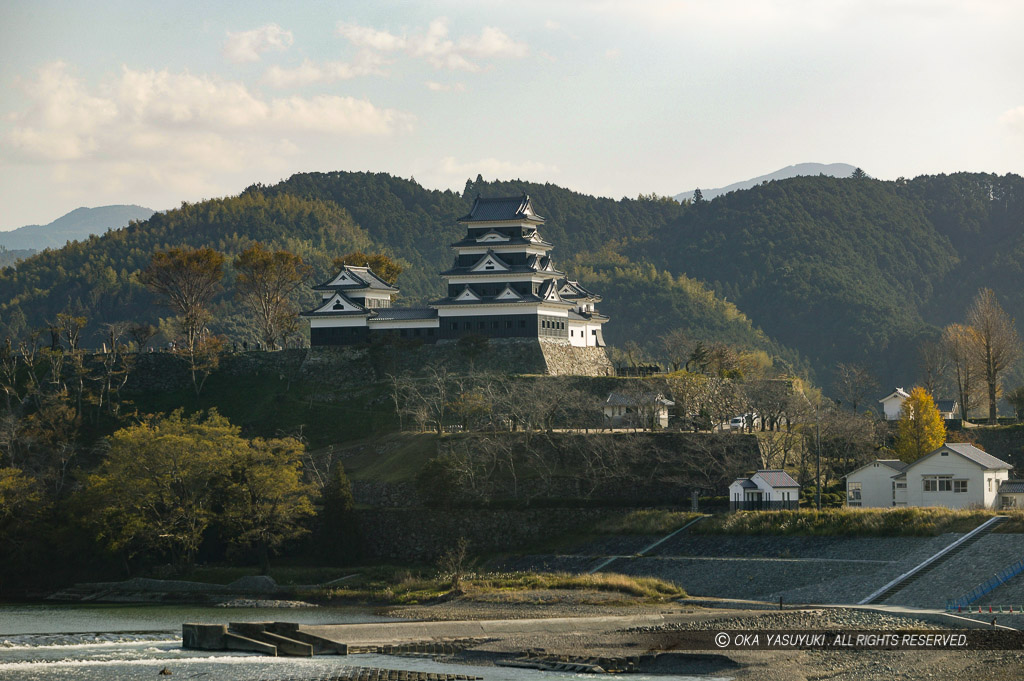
[641,172,1024,386]
[0,170,1021,392]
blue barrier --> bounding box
[946,558,1024,611]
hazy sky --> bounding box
[2,0,1022,230]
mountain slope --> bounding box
[674,163,857,203]
[0,205,156,251]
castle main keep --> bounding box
[303,194,610,350]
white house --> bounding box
[604,392,674,430]
[879,388,910,420]
[935,399,961,420]
[845,459,909,508]
[729,470,800,511]
[998,480,1024,509]
[892,443,1012,510]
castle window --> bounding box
[519,320,527,328]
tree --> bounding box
[850,167,868,179]
[894,387,946,463]
[1007,385,1024,422]
[942,323,980,422]
[317,461,358,564]
[128,323,158,352]
[233,244,312,350]
[333,251,404,285]
[138,247,225,355]
[692,188,705,204]
[660,329,691,372]
[84,410,244,573]
[966,289,1022,423]
[917,339,949,397]
[138,247,226,396]
[833,363,878,413]
[222,436,315,574]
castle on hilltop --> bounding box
[302,195,609,349]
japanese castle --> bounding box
[303,194,609,347]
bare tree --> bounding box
[942,323,980,422]
[966,288,1022,423]
[918,339,949,398]
[660,329,691,372]
[833,363,879,413]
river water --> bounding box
[0,604,731,680]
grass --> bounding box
[596,510,704,535]
[690,508,1024,537]
[304,567,685,604]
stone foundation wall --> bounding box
[538,340,614,376]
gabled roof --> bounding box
[469,250,511,273]
[300,291,370,317]
[935,399,958,413]
[998,480,1024,495]
[458,194,545,223]
[538,279,563,302]
[605,391,674,407]
[558,279,601,301]
[732,478,758,489]
[943,443,1012,470]
[844,458,909,478]
[752,469,800,488]
[314,264,398,292]
[879,387,910,403]
[903,443,1013,473]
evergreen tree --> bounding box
[317,462,358,564]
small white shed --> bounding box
[729,470,800,511]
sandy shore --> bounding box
[372,591,1024,680]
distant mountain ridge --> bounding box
[0,205,156,251]
[674,163,858,203]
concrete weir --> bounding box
[183,621,345,657]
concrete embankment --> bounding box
[500,530,1024,610]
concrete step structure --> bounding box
[859,516,1008,605]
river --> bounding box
[0,603,731,680]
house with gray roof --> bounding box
[604,391,674,429]
[891,443,1012,510]
[728,470,800,511]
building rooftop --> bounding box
[313,265,398,292]
[753,469,801,488]
[605,391,674,407]
[458,194,545,223]
[999,480,1024,495]
[942,443,1012,470]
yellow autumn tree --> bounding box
[894,387,946,462]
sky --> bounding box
[1,0,1023,230]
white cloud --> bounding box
[223,24,293,63]
[425,81,466,92]
[263,53,386,88]
[1000,106,1024,135]
[3,62,413,199]
[336,18,528,72]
